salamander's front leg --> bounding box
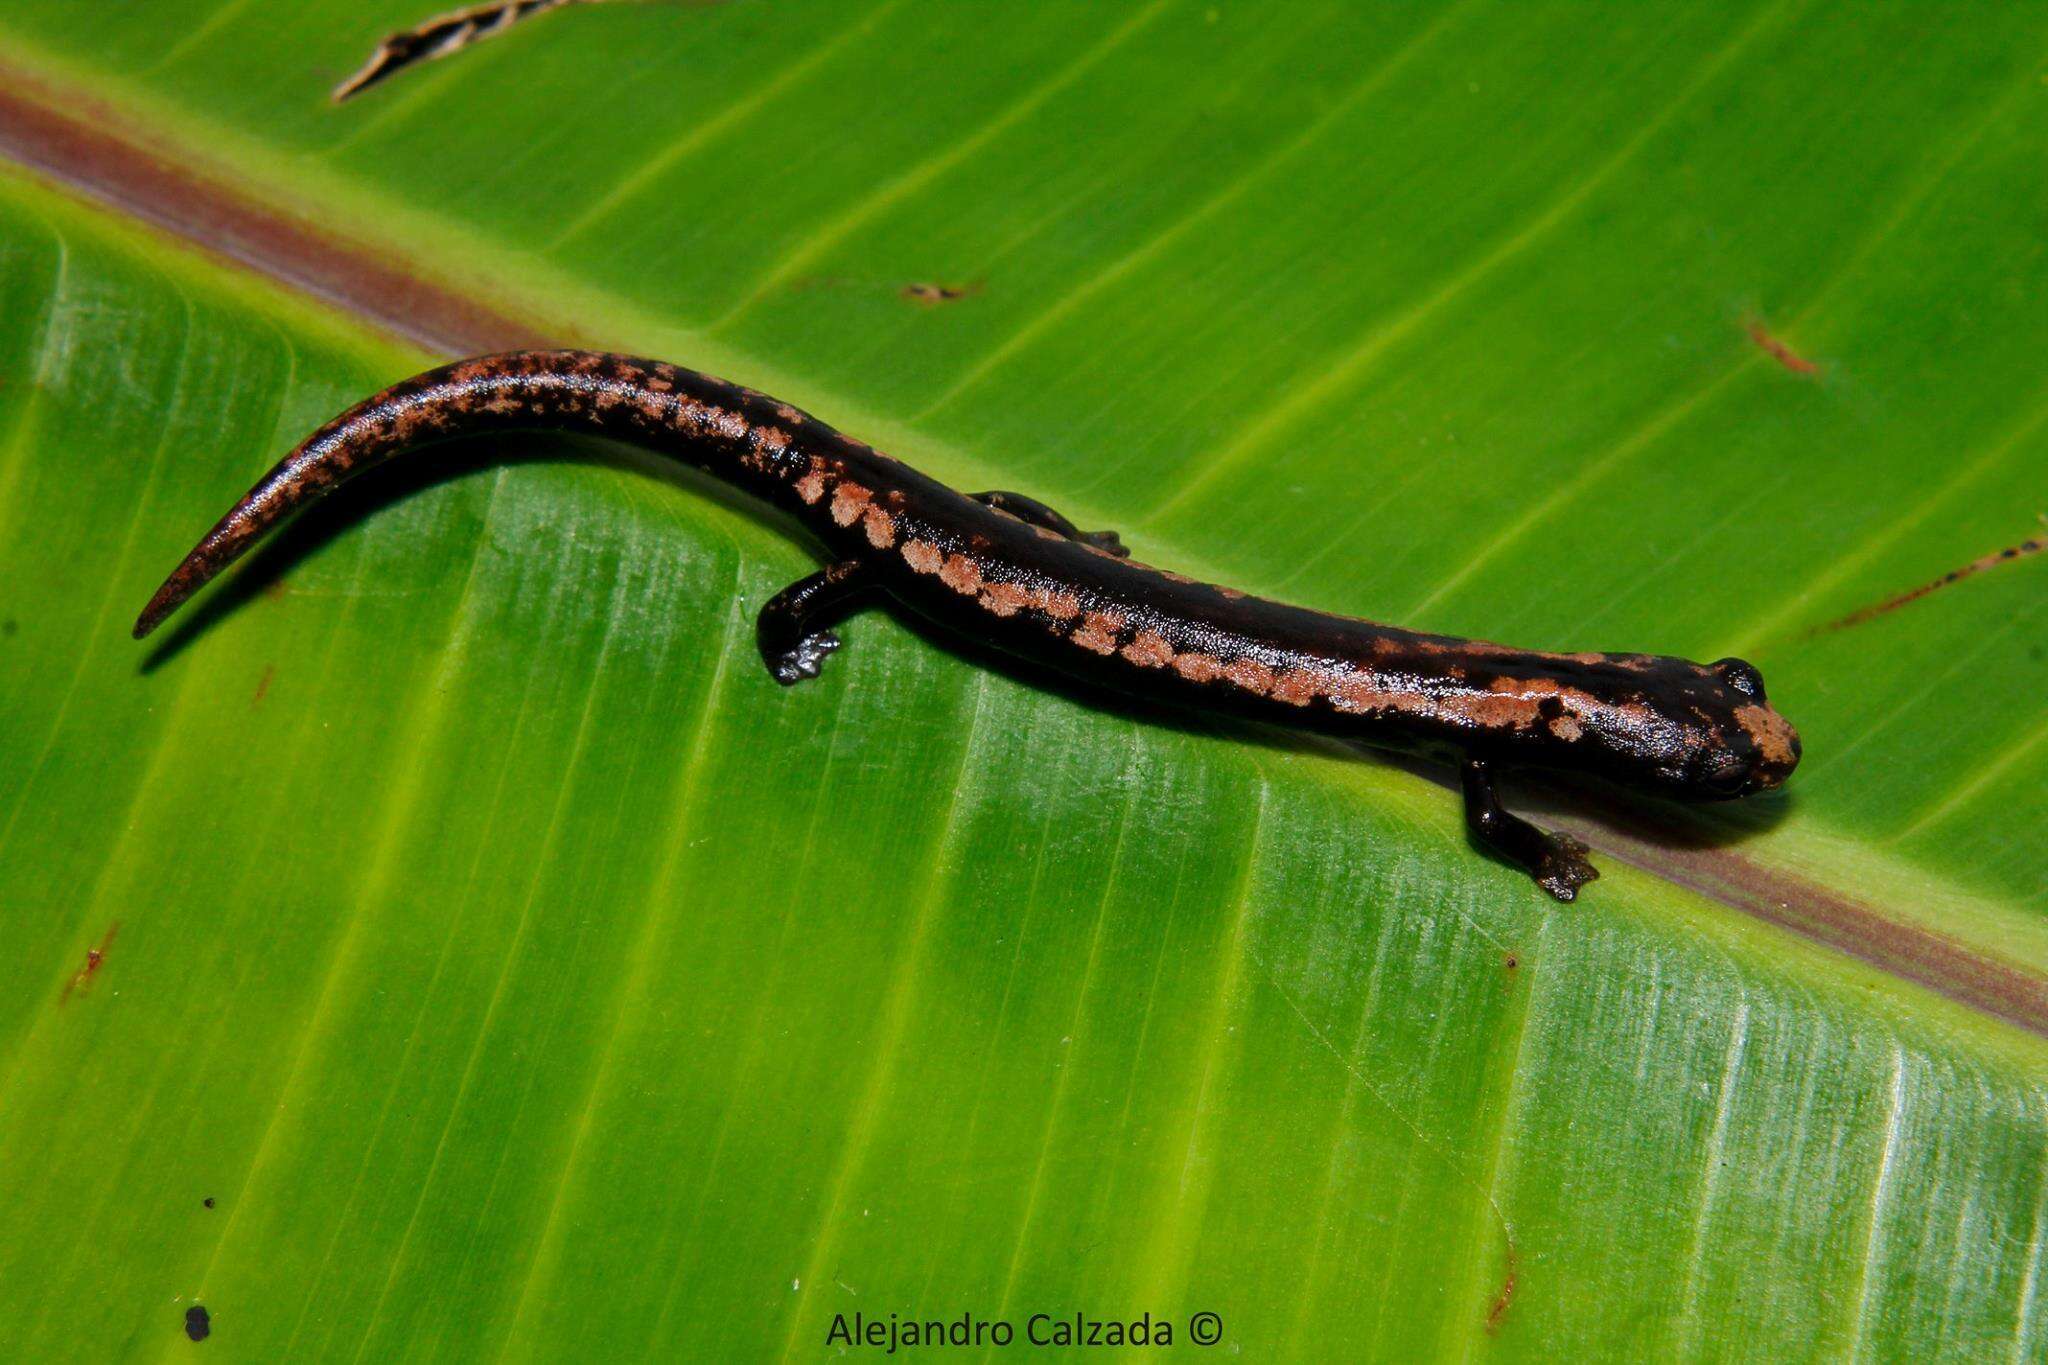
[970,491,1128,558]
[756,560,874,685]
[1460,755,1599,902]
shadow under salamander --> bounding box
[137,431,1793,860]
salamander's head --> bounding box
[1556,654,1799,801]
[1649,656,1801,800]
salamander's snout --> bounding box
[1735,705,1801,793]
[1722,659,1798,792]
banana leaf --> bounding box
[1,2,2044,1358]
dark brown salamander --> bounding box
[134,351,1801,900]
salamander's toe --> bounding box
[1534,833,1600,902]
[765,631,840,686]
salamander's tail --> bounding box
[132,351,590,639]
[133,391,404,639]
[133,349,805,639]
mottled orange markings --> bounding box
[1072,611,1123,655]
[1734,704,1798,769]
[1043,590,1082,621]
[976,582,1028,617]
[938,554,983,595]
[830,483,872,527]
[1120,630,1174,669]
[1270,668,1319,707]
[1223,657,1276,695]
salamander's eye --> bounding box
[1712,657,1767,702]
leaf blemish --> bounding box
[1746,317,1818,375]
[1809,531,2046,637]
[1485,1247,1519,1333]
[58,922,119,1006]
[332,0,594,103]
[900,280,983,308]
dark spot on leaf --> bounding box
[332,0,591,103]
[185,1305,210,1341]
[203,1197,215,1209]
[1,618,15,636]
[252,664,275,707]
[900,280,983,307]
[58,923,119,1006]
[1745,317,1817,375]
[1485,1248,1519,1333]
[1807,533,2046,637]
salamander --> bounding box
[133,350,1801,900]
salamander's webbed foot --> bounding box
[1460,755,1600,902]
[756,560,873,686]
[1527,831,1599,902]
[766,630,839,685]
[970,491,1128,558]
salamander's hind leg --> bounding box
[970,491,1128,558]
[1460,755,1599,902]
[756,560,873,686]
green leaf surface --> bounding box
[1,2,2044,1359]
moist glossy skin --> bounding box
[134,350,1801,900]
